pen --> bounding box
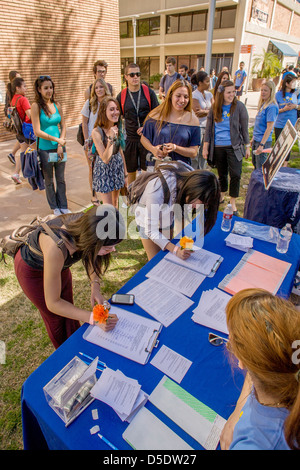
[79,352,106,368]
[98,433,118,450]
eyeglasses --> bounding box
[97,69,106,74]
[208,332,229,347]
[39,75,51,80]
[128,72,141,78]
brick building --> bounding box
[0,0,121,142]
[119,0,300,86]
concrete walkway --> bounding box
[0,91,260,239]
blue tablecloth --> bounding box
[21,212,300,450]
[244,168,300,233]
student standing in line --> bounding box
[203,81,250,216]
[92,97,127,208]
[81,78,110,205]
[233,62,247,100]
[274,74,300,167]
[220,288,300,451]
[31,75,70,216]
[10,77,36,184]
[158,57,182,100]
[5,70,21,166]
[213,70,230,97]
[191,71,213,170]
[251,80,279,170]
[116,63,158,186]
[84,59,114,100]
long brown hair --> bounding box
[34,75,56,117]
[213,70,229,97]
[212,80,237,123]
[89,78,110,114]
[145,79,193,133]
[226,288,300,450]
[53,205,125,279]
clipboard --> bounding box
[83,307,162,365]
[165,247,223,278]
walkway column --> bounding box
[205,0,216,74]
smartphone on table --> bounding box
[110,293,135,305]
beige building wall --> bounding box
[119,0,300,89]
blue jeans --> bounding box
[39,149,68,210]
[252,140,272,170]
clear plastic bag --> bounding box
[232,221,279,244]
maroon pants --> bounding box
[14,249,80,349]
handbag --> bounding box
[22,122,36,141]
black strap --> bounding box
[156,168,170,205]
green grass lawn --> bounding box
[0,138,299,449]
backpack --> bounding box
[4,97,23,135]
[120,84,151,114]
[162,73,181,90]
[0,215,66,264]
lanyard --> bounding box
[128,88,142,128]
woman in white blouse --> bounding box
[81,78,110,205]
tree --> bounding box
[252,49,282,79]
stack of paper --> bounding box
[224,233,253,252]
[218,249,291,296]
[90,368,148,422]
[191,288,231,334]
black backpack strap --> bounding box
[155,168,170,204]
[40,222,68,258]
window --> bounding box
[214,7,236,29]
[179,13,192,33]
[167,14,179,34]
[192,12,207,31]
[121,57,160,85]
[120,17,160,38]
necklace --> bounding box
[168,112,184,144]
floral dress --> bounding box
[92,127,125,193]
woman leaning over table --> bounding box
[91,96,127,208]
[14,205,125,349]
[128,161,220,261]
[81,78,111,205]
[274,74,300,167]
[251,80,279,170]
[140,79,200,166]
[31,75,70,216]
[220,288,300,450]
[202,80,250,216]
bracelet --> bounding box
[89,312,94,325]
[173,245,179,256]
[90,279,100,286]
[259,142,264,147]
[124,173,128,178]
[173,144,177,151]
[245,144,250,148]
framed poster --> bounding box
[262,119,298,190]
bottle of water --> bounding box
[276,223,293,254]
[221,204,233,232]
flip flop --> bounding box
[219,199,225,204]
[91,198,101,206]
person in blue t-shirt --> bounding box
[220,288,300,451]
[203,80,250,216]
[251,80,279,170]
[275,74,300,166]
[234,62,247,99]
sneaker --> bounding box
[7,153,16,165]
[11,174,22,184]
[60,208,72,214]
[53,208,62,216]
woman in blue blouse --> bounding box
[275,74,300,167]
[140,79,200,166]
[251,80,279,170]
[32,76,69,216]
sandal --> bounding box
[91,198,101,206]
[219,199,225,204]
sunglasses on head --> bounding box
[208,332,229,347]
[128,72,141,77]
[39,75,51,80]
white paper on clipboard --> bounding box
[83,307,162,365]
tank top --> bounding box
[20,213,83,271]
[38,103,61,151]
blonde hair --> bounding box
[145,79,192,133]
[257,80,277,111]
[226,288,300,450]
[89,78,110,114]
